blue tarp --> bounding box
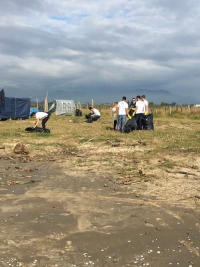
[0,97,30,119]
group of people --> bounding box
[112,95,149,132]
[29,95,148,132]
[30,106,101,128]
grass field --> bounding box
[1,109,200,186]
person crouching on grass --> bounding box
[89,106,101,121]
[30,111,50,129]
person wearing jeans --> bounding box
[116,96,129,132]
[89,107,101,121]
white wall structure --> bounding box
[55,100,76,115]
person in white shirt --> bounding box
[141,95,148,115]
[135,95,145,130]
[30,111,50,129]
[111,102,118,130]
[89,107,101,121]
[116,96,129,132]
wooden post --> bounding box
[188,104,191,113]
[36,99,38,109]
[180,104,182,113]
[44,92,48,112]
[169,106,172,115]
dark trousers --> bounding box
[113,120,117,130]
[135,113,144,130]
[42,114,50,128]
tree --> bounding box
[160,102,169,106]
[149,102,154,107]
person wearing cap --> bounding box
[116,96,129,132]
[89,106,101,121]
[30,111,50,129]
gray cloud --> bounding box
[0,0,200,104]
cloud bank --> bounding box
[0,0,200,104]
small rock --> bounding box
[14,143,29,154]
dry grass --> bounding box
[1,110,200,174]
[1,110,200,205]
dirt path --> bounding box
[0,148,200,267]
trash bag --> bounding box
[142,114,154,130]
[25,127,51,133]
[85,113,93,123]
[76,109,82,116]
[85,113,91,119]
[124,116,137,133]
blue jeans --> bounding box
[117,115,126,132]
[92,115,100,121]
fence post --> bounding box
[180,104,182,113]
[36,99,38,109]
[188,104,191,113]
[169,106,172,115]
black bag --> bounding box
[25,127,51,133]
[76,109,82,116]
[85,114,91,119]
[142,114,154,130]
[124,117,137,133]
[87,117,93,123]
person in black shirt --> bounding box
[129,98,136,109]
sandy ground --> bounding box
[0,146,200,267]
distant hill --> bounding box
[30,89,197,106]
[127,89,196,105]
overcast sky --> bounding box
[0,0,200,104]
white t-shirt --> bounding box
[93,108,101,116]
[36,112,48,120]
[136,101,145,114]
[112,107,117,120]
[117,101,128,115]
[143,99,148,112]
